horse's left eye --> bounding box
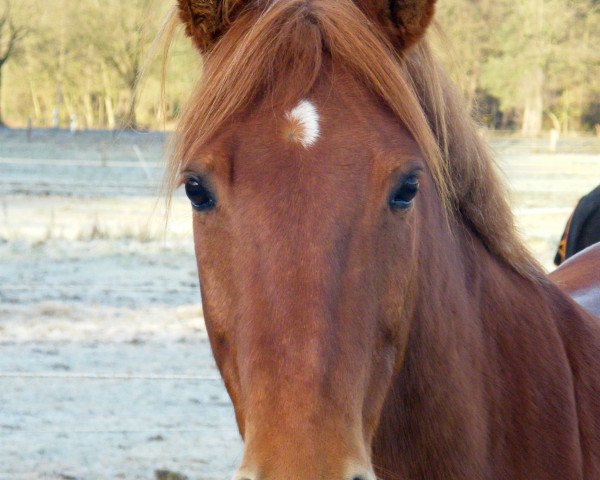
[389,175,420,210]
[185,177,216,212]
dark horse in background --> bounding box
[167,0,600,478]
[552,243,600,318]
[555,184,600,266]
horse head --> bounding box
[169,0,538,478]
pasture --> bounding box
[1,128,599,479]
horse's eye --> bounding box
[185,177,216,212]
[389,175,420,210]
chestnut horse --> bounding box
[168,0,600,478]
[554,185,600,266]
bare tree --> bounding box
[105,20,149,130]
[87,0,154,130]
[0,0,27,126]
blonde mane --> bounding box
[168,0,542,280]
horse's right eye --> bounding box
[185,177,217,212]
[389,174,420,210]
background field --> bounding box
[0,1,598,136]
[1,129,600,479]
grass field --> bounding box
[1,128,599,479]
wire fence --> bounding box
[0,133,242,479]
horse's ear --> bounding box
[356,0,436,51]
[177,0,247,52]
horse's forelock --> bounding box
[169,0,443,194]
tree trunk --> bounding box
[0,67,4,127]
[465,62,480,116]
[123,57,140,130]
[124,83,138,130]
[83,93,94,129]
[104,96,115,130]
[521,67,544,137]
[29,80,41,121]
[101,61,116,130]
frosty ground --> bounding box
[1,129,599,479]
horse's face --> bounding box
[175,0,440,478]
[184,68,439,479]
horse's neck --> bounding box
[373,224,600,479]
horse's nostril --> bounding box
[350,473,377,480]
